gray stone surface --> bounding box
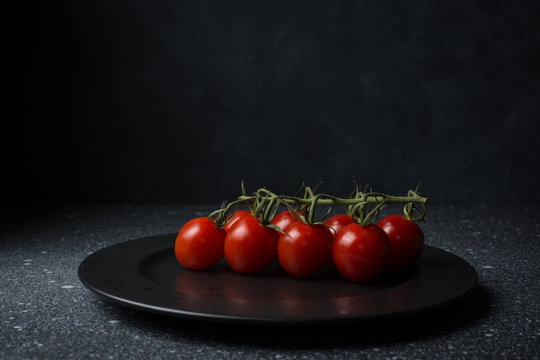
[1,204,539,359]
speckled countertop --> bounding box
[1,205,538,359]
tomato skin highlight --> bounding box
[271,210,301,232]
[332,223,390,282]
[377,215,424,272]
[278,222,334,278]
[175,217,226,270]
[224,210,253,232]
[324,214,353,238]
[224,216,279,274]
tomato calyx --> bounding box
[276,186,333,227]
[344,184,388,226]
[403,189,428,222]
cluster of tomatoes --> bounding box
[174,208,424,282]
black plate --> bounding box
[78,234,478,325]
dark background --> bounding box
[12,0,540,205]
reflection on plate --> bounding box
[78,234,477,324]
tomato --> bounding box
[324,214,353,238]
[224,210,253,231]
[332,223,390,282]
[377,215,424,272]
[271,210,301,231]
[224,216,279,274]
[278,221,334,278]
[175,217,226,270]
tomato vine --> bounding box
[209,183,428,228]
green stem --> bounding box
[211,187,428,227]
[237,194,427,206]
[262,196,277,225]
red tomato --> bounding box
[278,222,334,278]
[224,210,253,231]
[224,216,279,274]
[332,223,390,282]
[324,214,353,238]
[377,215,424,272]
[271,210,301,231]
[175,217,226,270]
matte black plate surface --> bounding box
[78,234,478,324]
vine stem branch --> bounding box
[236,194,427,206]
[210,187,428,228]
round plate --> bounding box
[78,234,477,325]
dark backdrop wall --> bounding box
[14,0,540,204]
